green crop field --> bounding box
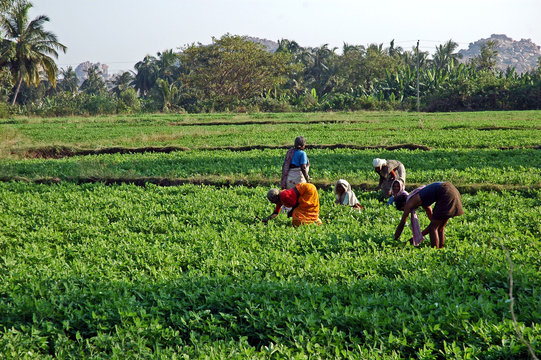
[0,111,540,359]
[2,111,540,156]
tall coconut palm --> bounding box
[303,44,338,95]
[133,55,158,96]
[156,49,180,84]
[58,66,78,93]
[1,1,66,105]
[80,65,106,95]
[111,71,134,96]
[433,40,461,71]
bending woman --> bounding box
[334,179,362,209]
[393,181,464,248]
[281,136,310,189]
[264,183,322,227]
[373,158,406,198]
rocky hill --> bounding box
[246,37,279,52]
[458,34,540,74]
[74,62,111,84]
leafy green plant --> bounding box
[0,182,539,357]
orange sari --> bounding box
[291,183,322,227]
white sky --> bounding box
[31,0,541,74]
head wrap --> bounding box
[391,179,408,197]
[373,158,387,168]
[334,179,360,207]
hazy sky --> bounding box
[30,0,541,74]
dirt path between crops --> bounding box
[167,119,371,126]
[442,125,541,131]
[22,143,433,159]
[4,176,538,195]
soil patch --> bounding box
[24,145,191,159]
[477,126,541,131]
[23,143,432,159]
[441,125,541,131]
[168,119,369,127]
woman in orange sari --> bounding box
[263,183,322,227]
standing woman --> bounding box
[281,136,310,190]
[393,181,464,248]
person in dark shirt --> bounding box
[393,182,464,248]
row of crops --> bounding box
[1,148,540,189]
[1,182,540,358]
[0,111,540,358]
[2,111,541,155]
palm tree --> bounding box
[277,39,303,58]
[80,65,106,95]
[342,42,364,56]
[0,1,66,105]
[133,55,158,96]
[58,66,78,93]
[433,40,461,71]
[111,71,134,96]
[303,44,338,95]
[156,49,180,84]
[470,40,498,72]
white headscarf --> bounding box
[334,179,360,207]
[373,158,387,168]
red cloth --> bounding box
[273,187,298,213]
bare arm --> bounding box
[394,211,409,240]
[263,213,278,224]
[394,195,422,240]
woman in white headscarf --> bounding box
[334,179,362,210]
[373,158,406,198]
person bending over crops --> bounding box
[334,179,362,210]
[281,136,310,190]
[393,181,464,249]
[373,158,406,198]
[263,183,322,227]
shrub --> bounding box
[117,88,141,113]
[83,94,117,115]
[0,102,11,119]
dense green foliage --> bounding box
[1,1,540,115]
[0,182,540,358]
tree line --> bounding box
[1,0,540,117]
